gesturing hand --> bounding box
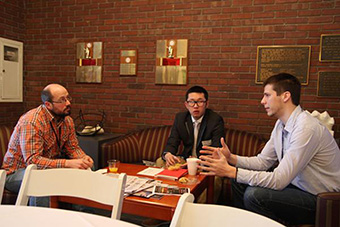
[200,137,232,161]
[198,149,236,179]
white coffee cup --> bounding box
[187,157,199,175]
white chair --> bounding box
[16,164,126,219]
[0,169,6,204]
[170,193,285,227]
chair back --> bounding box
[0,170,6,204]
[15,164,126,219]
[170,193,285,227]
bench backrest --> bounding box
[0,125,12,167]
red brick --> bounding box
[1,0,339,138]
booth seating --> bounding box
[100,125,340,226]
[0,125,17,204]
[100,125,265,166]
[100,125,266,204]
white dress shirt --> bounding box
[236,105,340,195]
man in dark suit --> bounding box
[162,86,225,166]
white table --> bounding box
[0,205,140,227]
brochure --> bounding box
[152,185,190,196]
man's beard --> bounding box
[50,108,71,118]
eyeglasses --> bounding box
[51,96,72,104]
[186,100,206,107]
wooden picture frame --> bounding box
[256,45,311,85]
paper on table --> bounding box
[137,167,164,177]
[124,176,160,195]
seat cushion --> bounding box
[101,133,140,164]
[316,192,340,227]
[138,126,172,162]
[225,128,266,156]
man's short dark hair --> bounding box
[263,73,301,106]
[41,87,52,103]
[185,86,209,101]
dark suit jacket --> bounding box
[162,109,225,159]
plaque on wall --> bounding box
[319,34,340,62]
[256,46,311,85]
[120,50,137,76]
[76,42,103,83]
[317,71,340,97]
[155,39,188,85]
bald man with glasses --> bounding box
[2,83,93,206]
[160,86,225,167]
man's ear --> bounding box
[44,101,53,110]
[184,101,190,110]
[282,91,291,103]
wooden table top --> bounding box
[52,163,213,221]
[118,163,208,208]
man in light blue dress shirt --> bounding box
[198,73,340,225]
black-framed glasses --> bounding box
[186,100,206,107]
[51,96,72,104]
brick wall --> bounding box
[4,0,340,138]
[0,0,25,126]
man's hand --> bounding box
[164,152,180,167]
[200,137,236,165]
[65,155,93,169]
[198,149,236,178]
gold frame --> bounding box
[317,71,340,97]
[255,45,311,85]
[76,42,103,83]
[319,34,340,62]
[120,49,137,76]
[155,39,188,85]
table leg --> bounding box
[206,176,214,204]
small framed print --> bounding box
[120,50,137,76]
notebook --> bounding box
[155,168,188,181]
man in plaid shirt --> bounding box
[2,83,93,206]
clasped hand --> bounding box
[65,155,94,169]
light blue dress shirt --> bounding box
[237,105,340,195]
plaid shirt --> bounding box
[2,105,86,174]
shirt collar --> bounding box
[191,115,203,124]
[42,105,64,127]
[280,105,303,133]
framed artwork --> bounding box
[319,34,340,62]
[256,45,311,85]
[76,42,103,83]
[317,71,340,97]
[155,39,188,85]
[120,50,137,76]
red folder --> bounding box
[155,168,188,181]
